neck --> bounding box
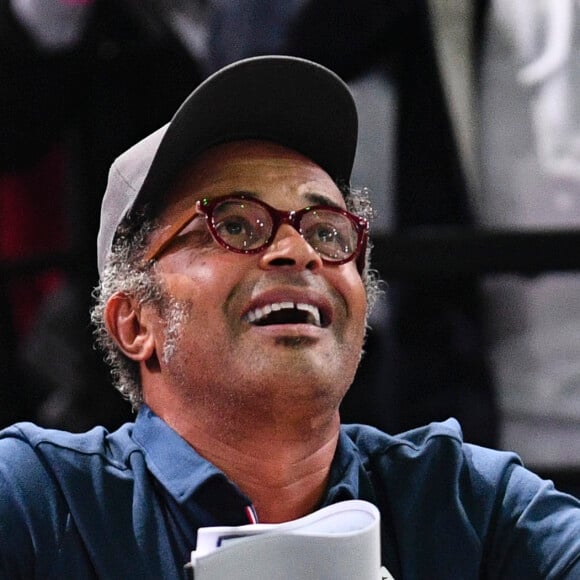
[157,401,342,523]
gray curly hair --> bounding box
[91,185,383,410]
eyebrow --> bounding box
[229,190,342,209]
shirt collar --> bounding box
[132,405,234,503]
[323,427,376,506]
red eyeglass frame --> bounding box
[143,195,369,273]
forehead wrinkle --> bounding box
[210,190,344,212]
[303,192,343,209]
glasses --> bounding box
[144,195,369,272]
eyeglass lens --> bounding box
[212,199,273,250]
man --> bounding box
[0,56,578,579]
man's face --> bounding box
[143,140,367,419]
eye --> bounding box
[216,215,254,239]
[301,211,356,259]
[312,223,343,244]
[212,200,272,250]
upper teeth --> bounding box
[246,302,322,327]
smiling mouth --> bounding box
[245,302,326,328]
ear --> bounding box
[104,292,156,362]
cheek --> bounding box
[156,256,247,333]
[335,266,368,320]
[159,253,236,302]
[159,269,230,356]
[342,276,368,350]
[352,277,368,317]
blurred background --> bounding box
[1,0,579,496]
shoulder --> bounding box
[0,424,96,573]
[0,420,139,512]
[0,421,141,574]
[342,420,580,577]
[340,419,559,530]
[342,417,472,464]
[0,420,137,467]
[341,418,543,497]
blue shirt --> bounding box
[0,406,578,579]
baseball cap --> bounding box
[96,55,358,275]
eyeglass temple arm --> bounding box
[143,204,202,263]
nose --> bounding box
[259,224,324,272]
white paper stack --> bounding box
[186,499,391,579]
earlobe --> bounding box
[104,292,156,361]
